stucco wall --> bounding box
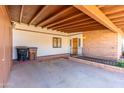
[13,23,69,59]
[83,30,122,60]
[13,23,123,60]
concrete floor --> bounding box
[6,58,124,88]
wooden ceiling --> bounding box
[7,5,124,33]
[97,5,124,32]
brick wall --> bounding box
[83,30,122,60]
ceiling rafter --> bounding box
[19,5,24,23]
[36,6,74,27]
[28,6,49,25]
[111,16,124,23]
[60,26,106,33]
[97,5,105,8]
[7,5,124,33]
[74,5,123,34]
[108,12,124,19]
[54,24,102,31]
[115,22,124,26]
[48,9,124,29]
[52,21,97,30]
[49,17,91,29]
[45,13,83,28]
[100,6,124,15]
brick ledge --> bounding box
[69,57,124,73]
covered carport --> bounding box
[0,5,124,87]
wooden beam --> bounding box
[61,30,83,33]
[74,5,123,34]
[114,21,124,24]
[60,26,106,33]
[50,13,124,29]
[63,27,106,32]
[121,25,124,28]
[97,5,105,8]
[111,16,124,23]
[49,17,91,29]
[45,13,83,28]
[52,21,97,30]
[29,6,49,25]
[108,12,124,20]
[36,6,74,27]
[19,5,24,23]
[54,24,102,31]
[99,6,124,15]
[115,22,124,26]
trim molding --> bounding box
[15,28,68,37]
[37,53,69,61]
[69,32,83,36]
[14,28,84,37]
[13,53,70,61]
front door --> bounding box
[72,38,78,55]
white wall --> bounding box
[13,23,70,59]
[13,23,84,59]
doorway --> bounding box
[72,38,78,55]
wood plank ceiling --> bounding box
[97,5,124,32]
[7,5,124,33]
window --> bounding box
[53,37,62,48]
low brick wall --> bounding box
[37,53,69,61]
[69,57,124,73]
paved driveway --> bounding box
[6,58,124,88]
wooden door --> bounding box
[72,38,78,55]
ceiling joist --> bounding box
[60,26,106,33]
[45,13,83,28]
[19,5,24,23]
[29,6,49,25]
[50,17,91,29]
[74,5,123,34]
[54,24,103,31]
[102,6,124,15]
[52,21,97,30]
[8,5,124,33]
[36,6,74,27]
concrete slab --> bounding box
[6,58,124,88]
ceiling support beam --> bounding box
[50,17,91,29]
[19,5,24,23]
[28,6,49,25]
[49,11,124,29]
[60,26,106,33]
[74,5,123,34]
[97,5,105,8]
[36,6,74,27]
[52,21,97,30]
[45,13,83,28]
[54,24,103,31]
[108,12,124,20]
[100,6,124,15]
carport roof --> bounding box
[6,5,124,33]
